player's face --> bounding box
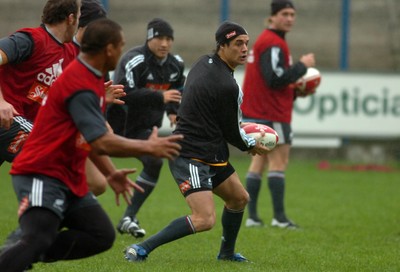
[107,31,126,71]
[270,8,296,32]
[219,34,250,69]
[65,5,81,43]
[147,36,173,60]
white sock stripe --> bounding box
[186,216,196,233]
[32,178,43,207]
[136,176,156,187]
[267,171,285,179]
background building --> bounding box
[1,0,400,72]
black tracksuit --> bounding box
[174,53,255,164]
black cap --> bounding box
[147,18,174,40]
[215,21,248,46]
[79,0,107,28]
[271,0,295,15]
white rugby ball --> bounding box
[295,67,321,96]
[243,123,279,150]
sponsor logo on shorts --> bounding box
[53,199,64,212]
[18,196,30,217]
[8,130,29,154]
[179,180,191,195]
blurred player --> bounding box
[107,18,185,238]
[241,0,315,228]
[72,0,124,196]
[0,18,183,271]
[124,21,269,263]
[0,0,124,252]
[0,0,80,165]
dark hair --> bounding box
[80,18,123,54]
[42,0,80,25]
[79,0,107,28]
[271,0,295,15]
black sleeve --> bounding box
[217,84,255,151]
[113,55,164,106]
[0,32,34,63]
[66,91,108,143]
[260,46,307,89]
[165,72,186,115]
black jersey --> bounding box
[174,54,255,164]
[107,44,185,137]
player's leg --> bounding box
[213,168,249,261]
[0,174,65,270]
[0,207,61,271]
[0,117,32,164]
[125,192,212,262]
[0,118,32,251]
[42,201,115,261]
[118,129,163,238]
[266,121,298,229]
[124,157,214,262]
[85,158,107,196]
[245,153,268,227]
[0,151,108,256]
[267,143,298,228]
[117,154,163,238]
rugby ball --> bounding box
[243,123,279,150]
[295,67,321,96]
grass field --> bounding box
[1,155,399,271]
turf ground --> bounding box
[0,155,399,271]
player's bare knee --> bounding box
[227,190,249,210]
[237,192,250,209]
[192,214,216,231]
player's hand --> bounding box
[104,80,126,105]
[106,168,144,206]
[0,100,19,130]
[295,87,316,98]
[249,141,270,156]
[300,53,315,68]
[147,127,183,160]
[163,89,181,103]
[168,113,177,127]
[240,122,258,128]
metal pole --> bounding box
[220,0,230,22]
[340,0,350,70]
[101,0,109,12]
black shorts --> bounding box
[12,174,99,220]
[168,157,235,197]
[242,117,293,145]
[0,116,33,165]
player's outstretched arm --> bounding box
[0,50,20,129]
[90,127,183,160]
[88,152,144,206]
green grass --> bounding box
[1,155,399,272]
